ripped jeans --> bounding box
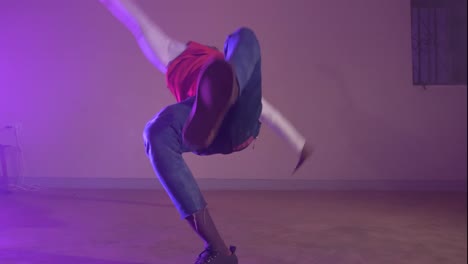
[143,27,262,218]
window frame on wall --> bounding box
[410,0,467,87]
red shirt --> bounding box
[166,41,225,102]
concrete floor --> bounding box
[0,189,466,264]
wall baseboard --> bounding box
[17,177,468,191]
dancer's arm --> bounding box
[99,0,186,74]
[260,98,313,173]
[260,98,306,153]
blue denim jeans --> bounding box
[143,27,262,218]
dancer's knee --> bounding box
[236,27,257,40]
[237,27,259,48]
[143,119,164,155]
[143,104,187,154]
[143,113,172,153]
[227,27,261,63]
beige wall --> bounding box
[1,0,466,181]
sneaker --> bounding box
[183,58,239,150]
[195,246,238,264]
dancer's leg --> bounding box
[221,27,263,149]
[182,58,239,150]
[143,99,234,259]
[100,0,187,73]
[223,28,311,171]
[192,27,264,155]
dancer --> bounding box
[100,1,312,263]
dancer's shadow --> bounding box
[0,248,149,264]
[14,190,173,209]
[0,197,64,231]
[1,191,173,231]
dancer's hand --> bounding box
[292,142,314,175]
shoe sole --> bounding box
[183,58,238,149]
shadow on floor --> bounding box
[12,190,173,209]
[0,248,148,264]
